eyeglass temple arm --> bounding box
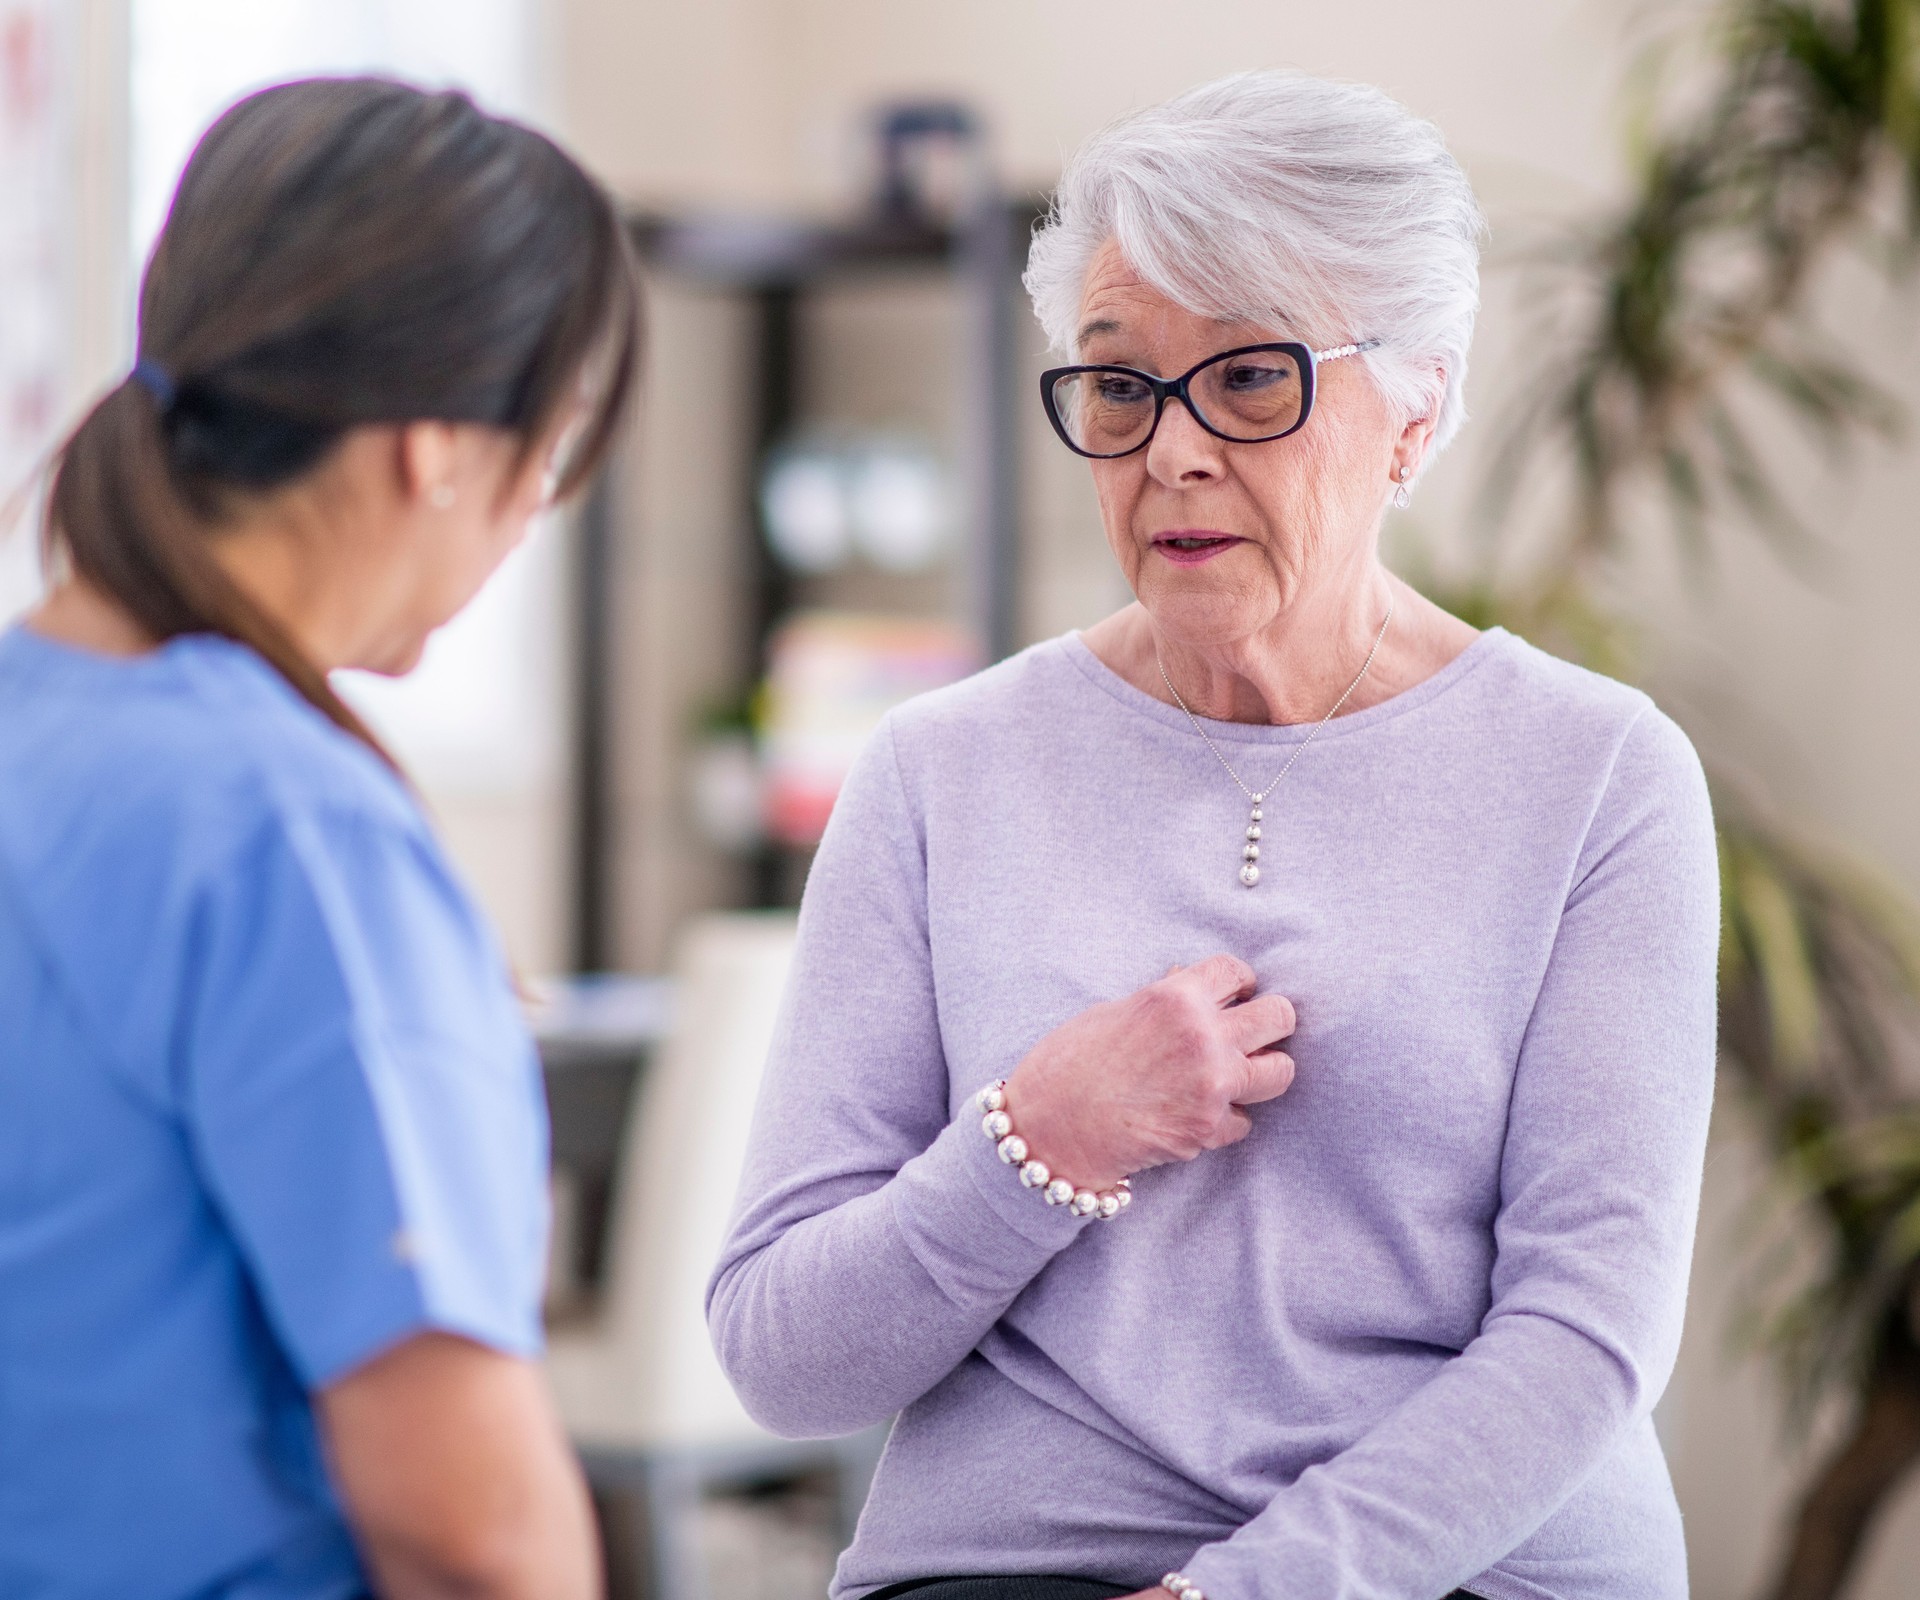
[1312,339,1383,363]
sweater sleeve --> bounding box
[706,716,1092,1438]
[1181,706,1720,1600]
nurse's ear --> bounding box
[397,422,463,512]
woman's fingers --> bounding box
[1223,990,1295,1053]
[1236,1048,1296,1105]
[1013,958,1296,1180]
[1209,1103,1256,1147]
[1183,953,1259,1006]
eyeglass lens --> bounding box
[1049,348,1305,455]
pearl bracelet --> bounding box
[1162,1574,1206,1600]
[975,1080,1131,1220]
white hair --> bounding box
[1024,70,1486,460]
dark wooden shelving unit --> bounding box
[569,190,1039,966]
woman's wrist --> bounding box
[976,1081,1132,1220]
[998,1069,1131,1191]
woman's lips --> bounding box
[1151,533,1244,566]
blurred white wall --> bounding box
[128,0,545,253]
[552,1,1920,1593]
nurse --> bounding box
[0,80,638,1600]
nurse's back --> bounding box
[0,78,639,1600]
[0,630,532,1594]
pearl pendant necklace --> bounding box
[1157,596,1394,888]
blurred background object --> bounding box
[594,95,1023,938]
[7,2,1920,1597]
[757,612,978,846]
[541,913,887,1600]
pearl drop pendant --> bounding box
[1239,800,1265,887]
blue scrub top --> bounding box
[0,625,550,1600]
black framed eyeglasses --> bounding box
[1039,339,1382,460]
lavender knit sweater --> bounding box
[708,627,1719,1600]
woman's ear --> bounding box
[396,421,462,509]
[1392,368,1445,480]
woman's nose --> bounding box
[1144,395,1226,488]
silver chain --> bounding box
[1155,593,1395,805]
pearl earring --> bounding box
[1392,465,1412,510]
[429,484,456,510]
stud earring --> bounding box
[1392,465,1412,510]
[428,484,456,510]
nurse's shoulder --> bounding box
[0,623,419,873]
[0,625,440,1104]
[167,630,421,829]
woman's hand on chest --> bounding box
[1002,953,1297,1191]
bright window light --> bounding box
[132,0,536,259]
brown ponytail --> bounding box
[48,377,393,757]
[44,78,641,765]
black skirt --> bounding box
[861,1578,1483,1600]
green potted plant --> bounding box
[1469,4,1920,1594]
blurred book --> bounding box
[758,611,979,846]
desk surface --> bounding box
[530,974,673,1064]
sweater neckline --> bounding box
[1055,623,1513,746]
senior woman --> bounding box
[709,70,1717,1600]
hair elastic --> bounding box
[130,357,178,411]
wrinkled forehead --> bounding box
[1074,239,1285,359]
